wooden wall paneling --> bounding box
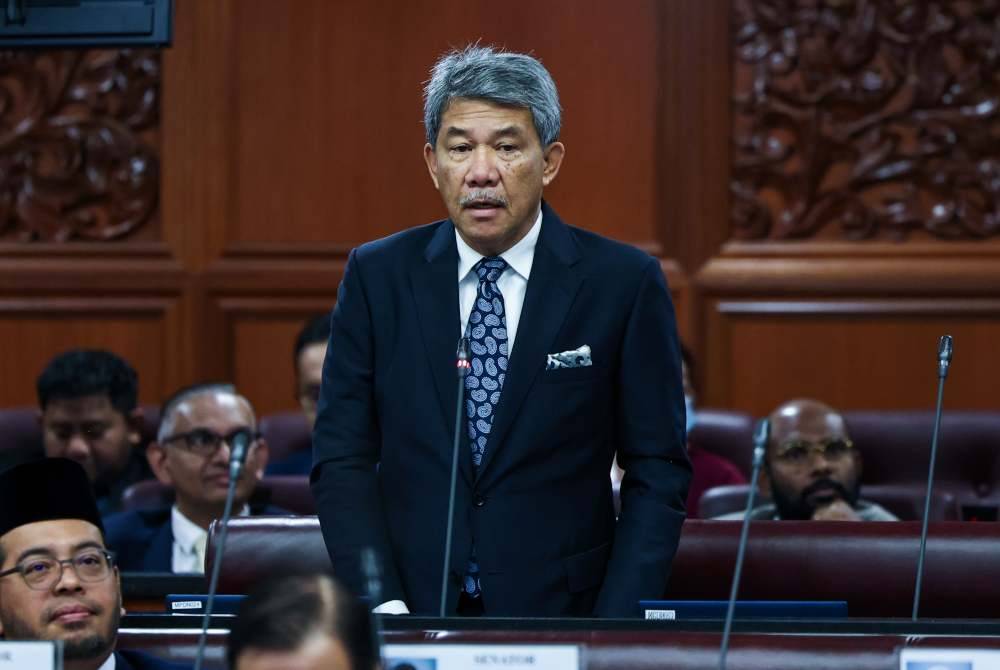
[704,297,1000,416]
[0,297,182,407]
[214,0,665,254]
[210,296,340,417]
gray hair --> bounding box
[423,44,562,148]
[156,382,256,442]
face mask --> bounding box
[685,395,696,436]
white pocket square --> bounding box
[546,345,592,370]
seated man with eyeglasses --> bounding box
[0,458,186,669]
[715,399,897,521]
[104,383,283,573]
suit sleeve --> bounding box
[593,257,692,617]
[310,248,405,602]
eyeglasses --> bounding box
[773,438,855,466]
[161,427,260,457]
[0,550,116,591]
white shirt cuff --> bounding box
[372,599,410,615]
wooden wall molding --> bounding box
[731,0,1000,242]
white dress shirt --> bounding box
[456,207,541,352]
[171,504,250,573]
[97,654,115,670]
[374,208,543,616]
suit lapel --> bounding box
[476,204,582,481]
[143,518,175,572]
[410,221,473,484]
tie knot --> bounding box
[474,257,508,283]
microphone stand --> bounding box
[719,418,770,670]
[439,338,471,617]
[361,547,385,667]
[912,334,953,620]
[193,433,251,670]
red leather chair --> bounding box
[697,483,961,521]
[686,408,754,476]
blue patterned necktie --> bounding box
[462,256,509,602]
[465,256,509,468]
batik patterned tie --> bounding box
[462,256,509,601]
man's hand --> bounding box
[811,500,862,521]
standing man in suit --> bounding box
[312,44,690,617]
[0,459,187,669]
[104,383,278,573]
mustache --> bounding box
[459,191,509,208]
[801,477,850,501]
[44,598,101,622]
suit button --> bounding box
[474,496,486,507]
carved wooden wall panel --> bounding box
[731,0,1000,242]
[0,50,161,244]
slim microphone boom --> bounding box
[719,418,770,670]
[912,334,953,620]
[361,547,385,667]
[193,430,253,670]
[440,337,471,617]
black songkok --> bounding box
[0,458,104,538]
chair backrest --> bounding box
[687,408,755,475]
[259,410,312,464]
[204,516,1000,617]
[668,519,1000,618]
[697,483,960,521]
[121,475,315,514]
[205,516,329,594]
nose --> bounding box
[64,435,91,461]
[54,562,83,594]
[808,449,834,475]
[465,146,499,188]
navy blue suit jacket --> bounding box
[104,503,288,572]
[311,203,691,617]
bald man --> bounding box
[717,399,896,521]
[104,383,284,573]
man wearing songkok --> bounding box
[0,458,186,669]
[716,398,897,521]
[104,383,281,573]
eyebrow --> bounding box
[15,540,104,565]
[442,125,527,141]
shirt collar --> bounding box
[455,206,542,282]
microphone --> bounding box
[193,430,253,670]
[913,335,953,620]
[361,547,385,667]
[719,418,770,670]
[439,337,470,617]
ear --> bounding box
[541,141,565,187]
[251,439,269,479]
[126,407,144,446]
[146,443,175,487]
[758,465,773,499]
[423,143,440,190]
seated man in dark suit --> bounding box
[716,398,897,521]
[266,313,330,476]
[0,459,187,669]
[104,383,281,573]
[227,573,377,670]
[37,349,152,515]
